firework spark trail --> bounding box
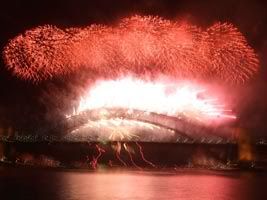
[123,143,142,170]
[115,151,127,167]
[135,142,156,168]
[3,15,259,83]
[112,142,127,167]
[89,144,105,169]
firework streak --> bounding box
[3,15,258,83]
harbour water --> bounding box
[1,167,267,200]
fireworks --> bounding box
[1,15,258,170]
[67,117,177,142]
[74,77,236,125]
[64,77,235,145]
[3,15,259,83]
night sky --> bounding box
[0,0,266,137]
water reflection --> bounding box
[60,170,267,200]
[1,168,267,200]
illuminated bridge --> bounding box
[1,108,235,144]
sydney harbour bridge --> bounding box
[1,108,266,169]
[0,108,266,169]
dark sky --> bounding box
[0,0,267,137]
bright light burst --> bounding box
[68,118,176,142]
[75,77,236,125]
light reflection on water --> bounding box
[0,168,267,200]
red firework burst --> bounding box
[3,15,259,83]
